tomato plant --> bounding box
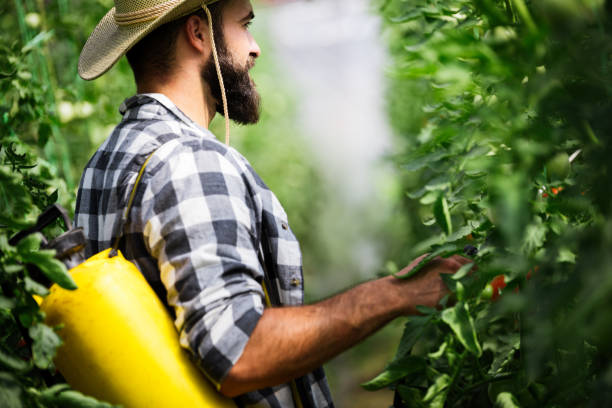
[367,0,612,406]
[0,3,116,406]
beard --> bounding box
[201,41,261,125]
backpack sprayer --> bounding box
[11,204,234,407]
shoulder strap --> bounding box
[109,150,157,257]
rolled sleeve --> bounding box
[140,141,265,385]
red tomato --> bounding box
[551,187,563,195]
[491,275,506,300]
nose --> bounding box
[249,34,261,59]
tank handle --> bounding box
[9,204,72,247]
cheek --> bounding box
[224,27,252,56]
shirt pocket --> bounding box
[261,210,304,306]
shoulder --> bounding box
[144,136,247,181]
[137,137,262,215]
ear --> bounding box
[183,14,209,53]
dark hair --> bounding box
[126,2,225,82]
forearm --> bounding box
[220,275,409,397]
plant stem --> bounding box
[13,0,31,45]
[463,372,517,393]
[503,0,515,22]
[510,0,537,34]
[36,0,75,189]
[446,351,467,400]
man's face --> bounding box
[201,0,261,125]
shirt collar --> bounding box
[119,93,215,139]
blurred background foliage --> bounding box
[367,0,612,406]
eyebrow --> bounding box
[240,10,255,22]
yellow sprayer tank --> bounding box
[40,248,235,408]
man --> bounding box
[75,0,470,406]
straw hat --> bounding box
[79,0,219,80]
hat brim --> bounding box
[79,0,217,80]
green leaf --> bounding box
[390,9,422,23]
[521,219,546,254]
[452,262,474,280]
[37,122,52,148]
[0,295,16,310]
[425,175,451,192]
[361,355,426,390]
[38,383,71,396]
[407,186,427,199]
[24,276,50,297]
[0,166,34,228]
[18,308,37,329]
[415,305,437,315]
[21,30,54,53]
[427,340,448,360]
[446,224,475,243]
[487,333,520,374]
[423,373,451,407]
[396,385,425,407]
[20,250,76,290]
[38,387,118,408]
[29,323,62,369]
[441,302,482,356]
[0,371,23,408]
[48,189,59,206]
[0,214,31,230]
[441,273,458,294]
[434,195,453,235]
[557,247,576,264]
[3,264,23,274]
[393,244,461,279]
[0,347,31,372]
[403,151,449,172]
[420,191,438,205]
[395,316,433,360]
[16,234,41,255]
[394,244,460,279]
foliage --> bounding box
[368,0,612,406]
[0,9,115,406]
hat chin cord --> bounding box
[202,3,230,146]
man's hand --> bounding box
[391,254,473,315]
[220,254,473,397]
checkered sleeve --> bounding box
[138,139,266,386]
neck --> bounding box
[136,70,217,128]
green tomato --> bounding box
[547,152,570,180]
[480,284,494,300]
[456,281,465,302]
[488,379,537,406]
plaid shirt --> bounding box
[74,94,333,408]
